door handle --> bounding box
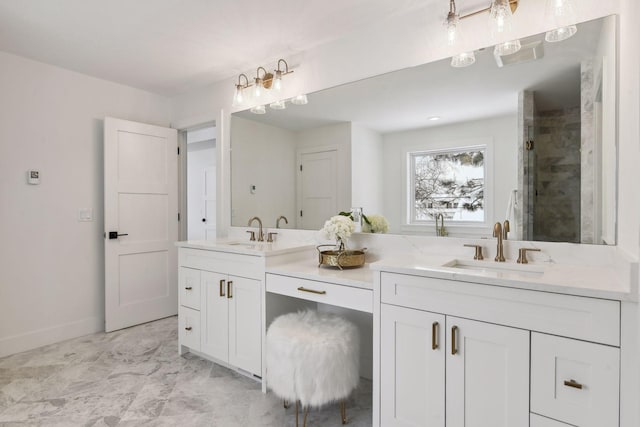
[227,281,233,299]
[564,379,584,390]
[202,218,206,222]
[432,322,439,350]
[108,231,128,239]
[219,280,226,297]
[185,286,193,291]
[451,326,459,355]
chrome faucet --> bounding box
[493,222,505,262]
[276,215,288,229]
[435,213,446,237]
[247,216,264,242]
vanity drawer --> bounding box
[530,414,573,427]
[531,333,619,427]
[179,306,201,351]
[179,267,201,310]
[380,272,620,346]
[266,273,372,313]
[179,248,263,280]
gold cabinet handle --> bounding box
[185,326,192,331]
[219,279,226,297]
[227,281,233,299]
[297,286,326,295]
[185,286,193,290]
[564,379,584,390]
[451,326,459,355]
[432,322,439,350]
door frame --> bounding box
[177,120,217,241]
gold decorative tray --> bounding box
[317,245,367,270]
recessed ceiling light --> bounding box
[428,116,441,121]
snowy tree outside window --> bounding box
[409,147,485,223]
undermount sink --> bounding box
[442,259,546,278]
[226,241,264,247]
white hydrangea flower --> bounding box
[320,215,354,242]
[363,214,389,233]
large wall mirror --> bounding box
[231,16,617,245]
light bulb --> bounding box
[273,71,283,92]
[494,39,522,56]
[253,78,264,100]
[269,100,286,110]
[450,51,476,68]
[250,105,266,114]
[291,94,308,105]
[545,25,577,42]
[490,0,514,37]
[233,85,244,107]
[545,0,575,20]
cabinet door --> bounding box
[228,275,262,376]
[200,271,229,363]
[380,304,445,427]
[446,316,529,427]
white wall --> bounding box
[381,115,517,236]
[351,124,384,216]
[295,122,352,216]
[0,51,171,357]
[230,116,296,228]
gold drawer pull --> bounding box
[451,326,459,355]
[185,326,192,331]
[219,279,226,297]
[185,286,193,290]
[297,286,326,295]
[227,281,233,299]
[564,379,583,390]
[432,322,439,350]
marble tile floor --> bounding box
[0,317,372,426]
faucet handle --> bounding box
[246,230,256,241]
[517,248,541,264]
[463,244,484,260]
[266,232,277,243]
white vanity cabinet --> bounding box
[380,304,529,427]
[376,271,621,427]
[178,247,263,378]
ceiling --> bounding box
[235,18,602,134]
[0,0,464,96]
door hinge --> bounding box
[299,164,303,171]
[525,140,534,151]
[178,213,180,221]
[300,210,303,217]
[177,146,180,155]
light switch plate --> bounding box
[27,170,40,185]
[78,208,94,222]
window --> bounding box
[409,146,485,223]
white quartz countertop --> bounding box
[175,239,315,257]
[266,259,374,290]
[371,254,635,301]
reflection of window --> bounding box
[409,146,485,223]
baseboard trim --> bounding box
[0,316,103,358]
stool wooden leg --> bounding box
[340,400,347,424]
[295,400,299,427]
[302,406,309,427]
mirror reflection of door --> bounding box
[186,126,216,240]
[297,149,337,229]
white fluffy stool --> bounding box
[266,310,360,426]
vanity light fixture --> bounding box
[232,58,297,113]
[544,0,577,42]
[446,0,521,67]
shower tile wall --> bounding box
[533,107,581,243]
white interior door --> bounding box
[104,117,178,332]
[297,149,337,229]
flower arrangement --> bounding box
[321,215,355,249]
[362,214,389,233]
